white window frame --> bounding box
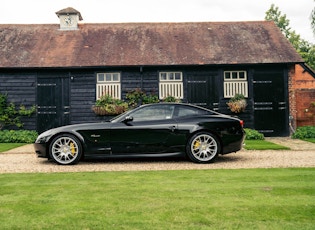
[96,73,121,99]
[159,72,184,99]
[223,71,248,98]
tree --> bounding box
[312,9,315,36]
[265,4,315,70]
[265,4,291,38]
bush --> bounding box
[93,94,128,115]
[0,92,36,129]
[162,95,181,103]
[0,130,38,143]
[244,128,265,140]
[292,126,315,139]
[126,89,159,107]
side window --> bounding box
[130,105,175,121]
[175,105,211,118]
[96,73,121,99]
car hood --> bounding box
[38,122,112,138]
[58,122,111,131]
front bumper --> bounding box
[33,143,48,158]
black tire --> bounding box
[49,134,82,165]
[186,132,220,163]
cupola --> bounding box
[55,7,83,30]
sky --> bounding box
[1,0,314,43]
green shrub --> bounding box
[0,92,35,129]
[142,94,159,104]
[0,130,38,143]
[162,95,181,103]
[93,94,128,115]
[126,89,159,107]
[292,126,315,139]
[244,128,265,140]
[228,94,246,102]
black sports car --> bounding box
[34,103,245,165]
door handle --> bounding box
[169,125,177,132]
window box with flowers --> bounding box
[227,94,247,113]
[92,94,128,116]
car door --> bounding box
[109,104,178,154]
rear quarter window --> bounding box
[175,105,213,118]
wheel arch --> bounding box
[46,131,85,158]
[186,129,223,154]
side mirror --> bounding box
[123,115,133,123]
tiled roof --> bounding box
[0,21,303,68]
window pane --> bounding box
[160,73,167,81]
[239,72,245,79]
[131,105,175,121]
[169,73,174,80]
[98,73,105,82]
[224,72,230,79]
[232,72,238,79]
[113,73,119,81]
[175,72,181,80]
[176,106,209,117]
[105,74,112,81]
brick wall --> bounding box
[289,64,315,129]
[295,89,315,126]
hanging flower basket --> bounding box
[227,94,247,113]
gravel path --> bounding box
[0,138,314,174]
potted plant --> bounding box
[92,94,128,116]
[227,94,247,113]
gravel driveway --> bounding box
[1,137,314,174]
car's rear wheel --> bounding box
[186,132,220,163]
[49,134,82,165]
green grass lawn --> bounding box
[0,168,314,229]
[0,140,289,153]
[244,140,290,150]
[0,143,26,152]
[303,138,315,143]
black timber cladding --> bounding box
[0,64,291,136]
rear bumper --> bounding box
[221,132,245,154]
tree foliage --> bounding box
[311,1,315,36]
[265,4,315,70]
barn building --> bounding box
[0,7,305,136]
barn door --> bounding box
[186,74,219,111]
[37,77,70,133]
[253,72,288,136]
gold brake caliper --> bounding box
[70,142,76,156]
[193,140,200,150]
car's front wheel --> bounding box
[49,134,82,165]
[186,132,220,163]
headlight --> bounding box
[35,130,54,143]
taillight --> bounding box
[240,120,244,127]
